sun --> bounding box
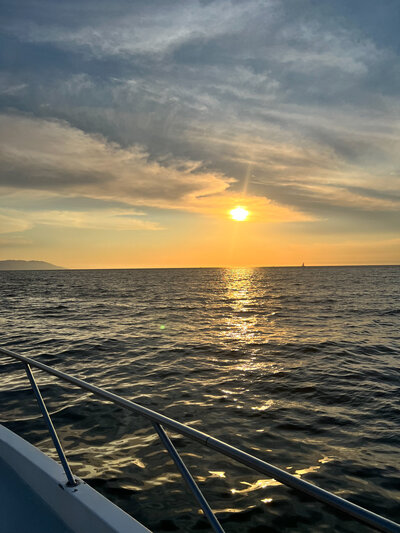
[230,206,249,221]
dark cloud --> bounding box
[0,113,234,207]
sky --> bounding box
[0,0,399,268]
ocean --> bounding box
[0,266,399,532]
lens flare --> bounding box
[230,207,249,221]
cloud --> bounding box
[31,208,162,231]
[0,206,162,234]
[0,212,32,233]
[0,236,32,247]
[5,0,258,58]
[0,113,308,224]
[0,113,233,206]
[187,121,400,215]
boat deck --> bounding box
[0,456,73,533]
[0,424,150,533]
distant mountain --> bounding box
[0,260,65,270]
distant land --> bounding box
[0,260,65,270]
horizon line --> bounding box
[62,262,400,269]
[2,263,398,271]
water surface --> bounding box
[0,266,399,531]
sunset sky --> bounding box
[0,0,399,268]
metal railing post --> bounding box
[153,422,225,533]
[23,362,77,487]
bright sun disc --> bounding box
[230,206,249,221]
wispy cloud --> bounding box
[5,1,259,58]
[0,236,33,247]
[0,207,161,232]
[0,212,32,233]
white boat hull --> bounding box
[0,424,150,533]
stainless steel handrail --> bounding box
[1,346,399,533]
[23,362,77,486]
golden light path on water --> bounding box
[187,268,337,512]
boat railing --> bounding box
[1,346,399,533]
